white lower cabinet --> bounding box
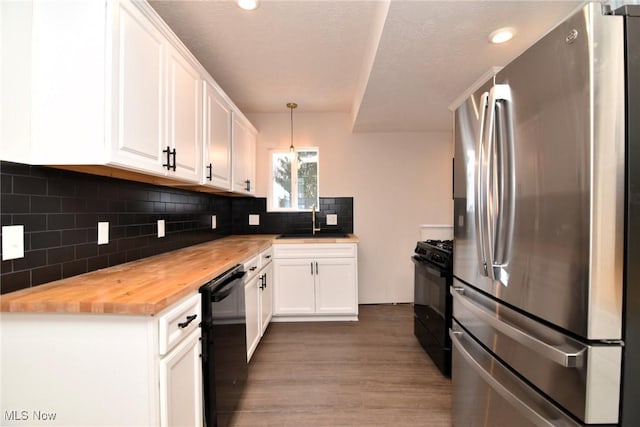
[0,293,203,427]
[159,329,202,427]
[244,247,273,361]
[244,272,261,362]
[260,260,274,334]
[273,243,358,321]
[273,258,316,314]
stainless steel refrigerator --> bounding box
[452,3,640,425]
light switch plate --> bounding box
[157,219,165,238]
[98,222,109,245]
[2,225,24,261]
[326,214,338,226]
[249,214,260,226]
[211,215,217,229]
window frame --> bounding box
[268,147,320,212]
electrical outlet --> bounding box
[326,214,338,226]
[2,225,24,261]
[211,215,217,229]
[249,214,260,226]
[157,219,165,238]
[98,222,109,245]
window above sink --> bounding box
[269,148,319,212]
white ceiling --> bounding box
[149,0,583,132]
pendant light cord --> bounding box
[287,102,297,152]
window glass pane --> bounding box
[272,153,292,208]
[297,151,318,209]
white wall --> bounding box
[248,112,453,304]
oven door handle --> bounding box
[412,256,446,277]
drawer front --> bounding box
[158,293,201,356]
[244,255,260,281]
[273,243,356,259]
[260,247,273,266]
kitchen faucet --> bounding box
[311,204,321,235]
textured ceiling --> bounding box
[150,0,583,132]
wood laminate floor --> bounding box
[228,304,452,426]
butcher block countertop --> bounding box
[0,234,359,315]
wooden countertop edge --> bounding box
[0,234,358,315]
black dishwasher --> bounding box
[200,264,247,427]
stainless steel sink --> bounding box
[277,232,349,239]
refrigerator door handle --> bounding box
[450,327,566,427]
[484,84,515,284]
[483,86,499,281]
[452,288,585,368]
[475,91,491,277]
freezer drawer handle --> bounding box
[450,328,564,427]
[452,288,584,368]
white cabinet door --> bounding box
[166,45,202,183]
[111,0,166,175]
[203,79,232,190]
[273,258,316,315]
[158,328,203,427]
[315,258,357,314]
[245,275,261,361]
[260,262,274,335]
[232,115,256,195]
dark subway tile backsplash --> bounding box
[0,161,354,294]
[231,196,354,236]
[0,162,233,294]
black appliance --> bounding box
[412,239,453,376]
[200,265,247,427]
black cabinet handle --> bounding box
[207,163,213,181]
[259,274,265,290]
[310,262,314,275]
[245,179,251,192]
[315,261,319,275]
[163,147,177,171]
[163,146,171,170]
[250,266,257,271]
[178,314,197,329]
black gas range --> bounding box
[412,239,453,376]
[414,239,453,270]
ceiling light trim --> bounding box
[237,0,259,11]
[489,27,516,44]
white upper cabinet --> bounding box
[1,0,254,193]
[202,79,232,190]
[232,114,257,195]
[165,43,202,182]
[111,0,166,175]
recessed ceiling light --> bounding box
[489,27,515,44]
[237,0,259,11]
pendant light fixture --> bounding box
[287,102,297,152]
